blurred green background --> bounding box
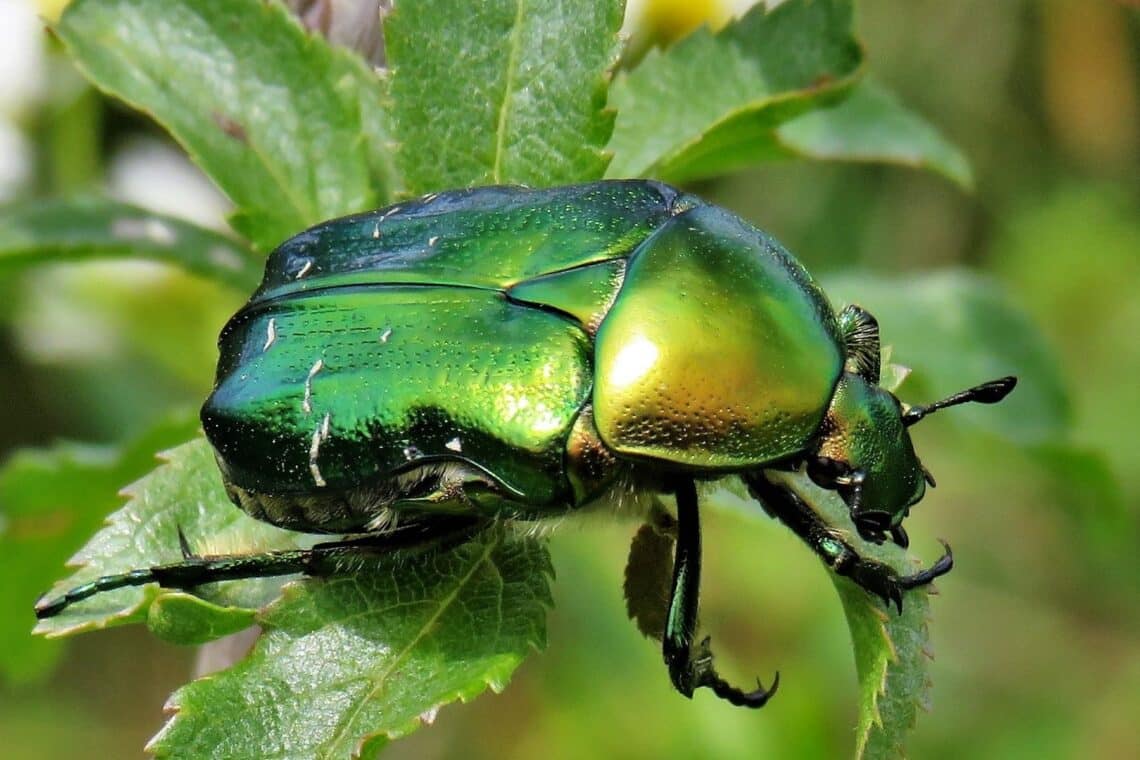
[1,0,1138,757]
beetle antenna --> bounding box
[902,376,1016,427]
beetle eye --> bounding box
[807,457,849,489]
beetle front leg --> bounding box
[742,472,952,613]
[662,478,779,708]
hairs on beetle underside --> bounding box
[512,515,568,539]
[364,506,400,533]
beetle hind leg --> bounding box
[35,515,486,620]
[662,478,779,709]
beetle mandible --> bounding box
[36,180,1015,707]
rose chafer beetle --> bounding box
[37,180,1015,707]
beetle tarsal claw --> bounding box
[857,539,954,614]
[691,635,780,709]
[897,539,954,590]
[702,665,781,709]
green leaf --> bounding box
[839,574,932,760]
[823,270,1068,444]
[775,79,974,189]
[55,0,394,251]
[763,472,935,759]
[386,0,624,192]
[147,592,258,646]
[0,414,199,683]
[606,0,863,182]
[149,528,553,759]
[0,197,261,290]
[33,437,304,639]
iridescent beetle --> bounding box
[37,181,1015,707]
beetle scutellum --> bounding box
[36,180,1015,707]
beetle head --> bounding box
[807,372,1016,546]
[807,373,922,546]
[809,307,1017,546]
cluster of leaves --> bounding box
[0,0,1081,757]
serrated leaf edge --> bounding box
[55,0,389,248]
[150,530,554,759]
[350,533,555,751]
[31,445,185,638]
[850,579,938,759]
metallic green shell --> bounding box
[202,181,690,516]
[205,286,591,506]
[593,204,844,468]
[251,181,690,299]
[202,180,846,529]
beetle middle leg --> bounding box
[662,477,780,708]
[742,472,953,613]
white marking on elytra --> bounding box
[372,221,381,239]
[302,358,324,414]
[379,327,393,343]
[308,413,332,487]
[422,192,438,203]
[295,259,314,279]
[263,318,277,351]
[427,235,440,247]
[445,436,463,452]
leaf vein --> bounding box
[322,535,501,754]
[491,0,527,183]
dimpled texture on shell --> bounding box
[593,204,844,469]
[202,181,690,514]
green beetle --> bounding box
[36,180,1014,707]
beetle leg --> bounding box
[662,478,779,709]
[35,516,485,619]
[743,472,952,614]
